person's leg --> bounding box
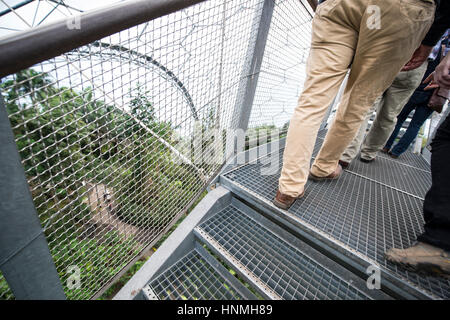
[386,114,450,277]
[278,0,359,198]
[390,95,434,156]
[359,62,428,161]
[417,113,450,250]
[310,0,435,177]
[340,96,382,163]
[383,96,418,151]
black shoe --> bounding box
[359,157,374,163]
[338,160,349,170]
[388,151,399,159]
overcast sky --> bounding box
[0,0,124,37]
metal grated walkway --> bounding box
[128,130,446,300]
[195,204,374,300]
[317,129,431,172]
[221,132,449,299]
[148,248,248,300]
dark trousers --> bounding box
[384,91,434,156]
[417,113,450,251]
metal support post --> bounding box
[231,0,275,132]
[0,95,66,300]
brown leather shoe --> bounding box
[385,242,450,279]
[309,164,343,182]
[381,147,389,154]
[273,189,304,210]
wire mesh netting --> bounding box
[0,1,119,36]
[0,272,13,300]
[0,0,314,299]
[248,0,312,132]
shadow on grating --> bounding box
[317,129,431,172]
[149,249,244,300]
[345,156,431,199]
[376,150,431,172]
[223,137,449,299]
[316,130,431,198]
[197,205,371,300]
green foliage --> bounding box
[98,258,148,300]
[51,231,140,299]
[0,69,205,299]
[245,124,279,150]
[110,87,203,228]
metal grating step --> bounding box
[147,248,248,300]
[284,137,430,198]
[195,203,379,300]
[221,146,450,299]
[317,129,431,172]
[344,154,431,199]
[376,149,431,172]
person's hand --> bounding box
[402,44,433,71]
[423,54,450,90]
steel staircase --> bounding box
[115,131,449,300]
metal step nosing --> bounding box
[194,227,282,300]
[142,285,159,300]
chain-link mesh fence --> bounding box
[0,272,13,300]
[0,0,313,299]
[248,0,312,131]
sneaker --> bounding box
[385,242,450,279]
[309,164,343,182]
[273,189,304,210]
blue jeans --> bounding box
[384,90,434,157]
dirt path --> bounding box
[83,183,154,247]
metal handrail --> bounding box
[0,0,208,78]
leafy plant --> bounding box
[0,70,205,299]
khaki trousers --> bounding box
[279,0,435,197]
[340,62,428,163]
